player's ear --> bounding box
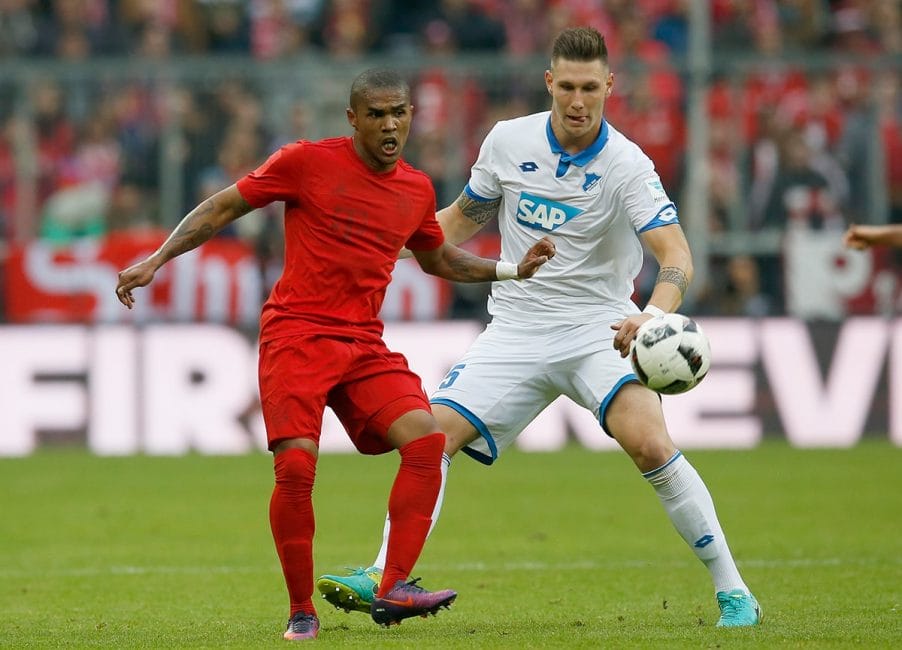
[346,107,357,129]
[544,69,553,93]
[605,73,614,96]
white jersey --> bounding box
[466,111,679,325]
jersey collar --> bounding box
[546,117,609,177]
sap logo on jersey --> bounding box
[516,192,583,231]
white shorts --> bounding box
[430,318,638,465]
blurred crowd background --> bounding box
[0,0,900,324]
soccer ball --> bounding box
[630,313,711,395]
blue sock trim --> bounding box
[642,450,683,478]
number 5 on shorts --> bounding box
[439,364,466,389]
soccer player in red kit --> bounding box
[114,68,555,642]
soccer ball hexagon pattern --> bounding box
[630,313,711,395]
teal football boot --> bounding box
[716,589,762,627]
[316,567,382,613]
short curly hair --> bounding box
[349,68,410,109]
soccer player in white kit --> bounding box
[317,26,761,628]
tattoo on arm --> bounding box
[456,191,501,226]
[656,266,689,296]
[164,199,218,258]
[446,250,484,282]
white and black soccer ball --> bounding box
[630,313,711,395]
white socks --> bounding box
[644,451,748,594]
[371,449,748,596]
[372,452,451,571]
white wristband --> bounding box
[642,305,666,318]
[495,261,520,281]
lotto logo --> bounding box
[658,205,678,222]
[515,192,583,231]
[694,534,715,548]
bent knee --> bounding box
[606,386,676,471]
[623,434,677,473]
[273,437,319,458]
[386,408,441,449]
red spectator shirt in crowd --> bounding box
[606,100,685,194]
[236,137,443,343]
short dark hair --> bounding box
[551,27,608,65]
[349,68,410,109]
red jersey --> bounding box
[236,137,443,343]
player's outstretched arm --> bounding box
[413,236,555,283]
[611,224,693,357]
[115,184,253,309]
[843,223,902,250]
[399,192,502,259]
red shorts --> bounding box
[258,334,431,454]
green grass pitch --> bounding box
[1,441,900,648]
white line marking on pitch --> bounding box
[0,557,897,579]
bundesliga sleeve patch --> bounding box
[643,177,670,205]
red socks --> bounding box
[270,435,444,610]
[269,447,317,616]
[379,432,445,596]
